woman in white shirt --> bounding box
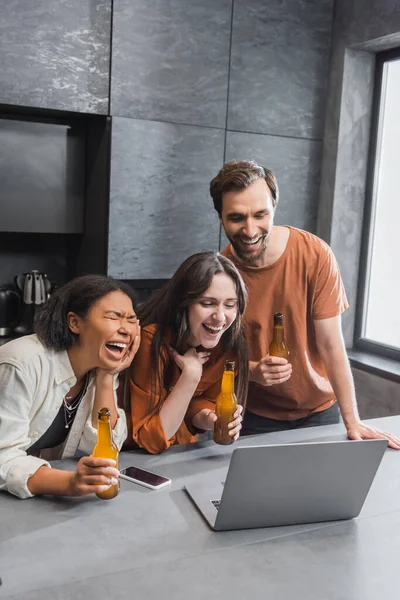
[0,274,140,499]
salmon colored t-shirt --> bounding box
[222,226,348,420]
[126,324,236,454]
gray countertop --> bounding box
[1,416,400,600]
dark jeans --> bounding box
[241,403,340,436]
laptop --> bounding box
[184,439,387,531]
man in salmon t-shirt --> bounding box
[209,160,400,449]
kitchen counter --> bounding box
[1,416,400,600]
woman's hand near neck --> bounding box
[158,347,211,440]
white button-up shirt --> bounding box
[0,335,127,499]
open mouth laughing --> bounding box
[237,234,263,248]
[202,323,225,336]
[105,341,128,359]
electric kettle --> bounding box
[0,285,22,337]
[13,270,56,336]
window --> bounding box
[355,49,400,359]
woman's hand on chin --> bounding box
[98,329,141,378]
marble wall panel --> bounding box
[318,0,400,358]
[111,0,231,128]
[328,50,375,345]
[108,118,224,279]
[336,0,400,47]
[0,0,111,114]
[224,131,321,235]
[317,41,347,246]
[228,0,334,139]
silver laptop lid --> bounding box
[213,439,387,530]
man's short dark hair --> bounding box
[210,160,279,217]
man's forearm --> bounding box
[319,344,360,427]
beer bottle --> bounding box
[92,407,119,500]
[269,312,289,359]
[213,360,238,446]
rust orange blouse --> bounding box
[127,324,236,454]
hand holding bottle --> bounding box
[193,405,243,440]
[250,312,292,387]
[92,407,120,499]
[68,456,119,496]
[249,355,292,387]
[213,360,240,445]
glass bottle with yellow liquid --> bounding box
[213,360,237,446]
[92,407,119,500]
[269,312,289,359]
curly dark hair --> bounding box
[35,274,136,351]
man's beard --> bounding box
[229,232,270,265]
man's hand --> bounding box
[68,456,120,496]
[249,355,292,387]
[346,421,400,450]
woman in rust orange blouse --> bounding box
[126,252,248,453]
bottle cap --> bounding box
[224,360,235,371]
[273,312,284,325]
[98,407,111,418]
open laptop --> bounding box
[184,439,387,531]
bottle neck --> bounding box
[272,325,285,344]
[97,416,113,445]
[221,370,235,394]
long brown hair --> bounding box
[139,252,248,408]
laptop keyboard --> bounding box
[211,499,220,511]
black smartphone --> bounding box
[119,466,171,490]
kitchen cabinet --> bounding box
[0,118,85,234]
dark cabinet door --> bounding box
[0,118,85,234]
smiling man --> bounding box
[209,160,400,449]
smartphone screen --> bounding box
[120,466,170,488]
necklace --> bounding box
[63,374,89,429]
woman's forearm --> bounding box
[159,371,200,439]
[27,465,74,496]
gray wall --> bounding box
[318,0,400,409]
[318,0,400,344]
[107,0,335,279]
[0,0,111,114]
